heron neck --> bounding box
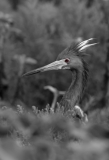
[60,68,86,111]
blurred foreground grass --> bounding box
[0,105,109,160]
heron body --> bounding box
[23,38,97,112]
[44,85,88,121]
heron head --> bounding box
[22,38,97,77]
[56,38,97,71]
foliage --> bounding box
[0,105,109,160]
[0,0,109,159]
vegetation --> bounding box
[0,0,109,159]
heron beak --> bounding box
[22,59,67,77]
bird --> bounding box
[44,85,65,112]
[23,38,97,112]
[44,85,88,121]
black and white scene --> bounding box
[0,0,109,160]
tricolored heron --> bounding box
[44,85,88,121]
[23,38,97,112]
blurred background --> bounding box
[0,0,109,114]
[0,0,109,160]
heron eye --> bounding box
[65,58,70,63]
